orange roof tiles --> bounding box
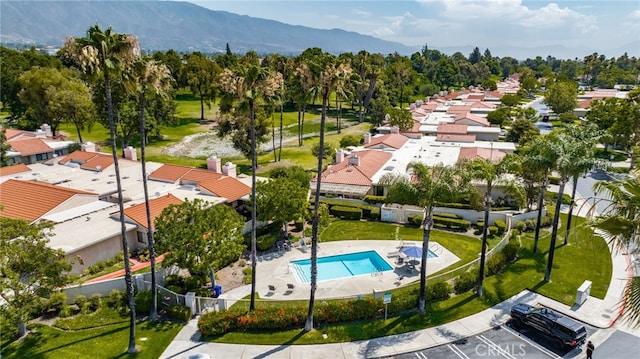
[8,138,53,156]
[316,150,392,186]
[80,154,114,171]
[121,193,183,230]
[454,113,490,127]
[0,179,96,222]
[458,147,506,162]
[437,124,468,135]
[446,105,473,114]
[198,177,251,202]
[4,129,30,140]
[0,163,31,177]
[182,169,223,184]
[436,134,476,143]
[364,133,409,149]
[58,150,99,164]
[148,164,194,183]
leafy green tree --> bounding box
[269,165,311,190]
[543,81,578,115]
[0,125,10,166]
[507,117,539,145]
[339,134,362,148]
[0,218,71,338]
[18,66,72,134]
[590,177,640,328]
[459,155,524,296]
[61,25,140,353]
[482,79,497,91]
[486,106,511,127]
[380,163,468,313]
[155,199,245,288]
[255,177,308,236]
[386,57,413,108]
[500,94,521,107]
[46,75,95,143]
[152,49,183,87]
[183,52,219,121]
[311,141,335,162]
[386,107,414,132]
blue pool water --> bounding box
[290,250,394,284]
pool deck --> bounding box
[225,240,460,302]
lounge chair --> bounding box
[268,285,276,292]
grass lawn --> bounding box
[209,215,611,345]
[1,316,183,359]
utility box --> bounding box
[576,280,592,306]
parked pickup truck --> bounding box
[510,303,587,349]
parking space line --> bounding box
[414,351,427,359]
[447,344,470,359]
[500,325,562,359]
[477,334,517,359]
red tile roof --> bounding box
[0,163,31,177]
[198,176,251,202]
[0,179,95,222]
[80,154,114,171]
[446,105,473,114]
[454,112,490,127]
[181,169,223,184]
[458,147,506,162]
[120,193,183,230]
[437,124,468,135]
[316,150,392,186]
[364,133,409,149]
[148,164,194,183]
[8,138,53,156]
[4,129,31,140]
[58,150,100,164]
[436,134,476,143]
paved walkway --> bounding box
[159,182,634,358]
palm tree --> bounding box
[545,131,595,282]
[590,177,640,327]
[127,57,173,320]
[62,25,139,354]
[305,54,351,331]
[219,58,282,311]
[520,134,559,254]
[380,163,467,313]
[460,154,524,297]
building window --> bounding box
[137,232,146,244]
[36,153,50,161]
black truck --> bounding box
[510,303,587,349]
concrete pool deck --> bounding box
[222,240,460,302]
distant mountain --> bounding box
[0,0,418,55]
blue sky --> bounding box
[189,0,640,59]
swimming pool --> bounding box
[290,250,394,284]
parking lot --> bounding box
[385,321,596,359]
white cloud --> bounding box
[352,9,371,17]
[630,10,640,19]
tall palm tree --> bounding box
[460,154,524,297]
[62,25,139,353]
[545,132,594,282]
[219,59,282,311]
[380,163,467,313]
[590,177,640,327]
[305,54,351,331]
[520,134,559,254]
[127,57,173,320]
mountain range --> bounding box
[0,0,418,55]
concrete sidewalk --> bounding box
[159,238,630,359]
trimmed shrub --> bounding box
[487,252,506,275]
[165,274,183,287]
[515,221,526,233]
[454,271,476,294]
[242,267,252,285]
[502,241,520,263]
[433,212,463,219]
[369,207,380,220]
[47,291,67,313]
[433,216,471,230]
[407,214,423,226]
[88,294,101,312]
[488,226,499,236]
[74,294,87,308]
[426,282,452,301]
[106,289,125,309]
[525,219,537,231]
[330,206,362,220]
[363,195,386,204]
[541,215,553,227]
[548,175,560,185]
[166,285,184,294]
[59,305,74,318]
[184,276,203,292]
[494,220,506,235]
[167,305,192,322]
[257,233,278,251]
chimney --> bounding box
[364,132,371,145]
[391,126,399,134]
[35,129,46,138]
[223,162,236,177]
[207,155,222,173]
[336,149,345,164]
[123,146,137,161]
[41,124,52,137]
[81,142,96,152]
[348,154,360,166]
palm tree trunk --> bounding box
[477,190,491,297]
[301,104,306,146]
[544,178,567,282]
[305,88,328,331]
[138,93,158,321]
[105,71,137,353]
[297,108,302,147]
[564,176,579,245]
[418,210,433,314]
[249,100,258,311]
[533,175,548,254]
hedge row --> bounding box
[317,199,380,220]
[433,212,462,219]
[433,216,471,230]
[330,206,363,220]
[363,195,386,204]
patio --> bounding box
[220,240,460,302]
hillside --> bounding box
[0,0,417,55]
